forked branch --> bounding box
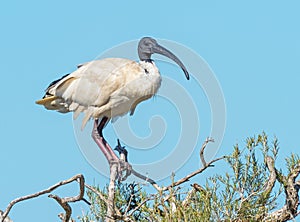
[1,174,86,222]
[263,157,300,221]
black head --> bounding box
[138,37,190,80]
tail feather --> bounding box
[35,96,57,106]
[35,96,69,112]
[36,73,94,129]
[73,105,85,120]
[81,108,95,130]
[36,73,76,113]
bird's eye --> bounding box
[144,41,151,46]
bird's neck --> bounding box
[143,59,153,63]
[139,60,160,76]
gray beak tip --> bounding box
[151,41,190,81]
[185,72,190,80]
[182,69,190,80]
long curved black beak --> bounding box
[153,44,190,80]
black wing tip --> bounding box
[46,73,70,90]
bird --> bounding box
[36,37,190,168]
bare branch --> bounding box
[1,174,85,222]
[58,213,75,222]
[130,138,221,192]
[263,156,277,196]
[200,137,215,167]
[47,174,86,222]
[264,161,300,221]
[163,156,225,191]
[131,169,162,191]
[48,194,72,222]
[106,162,119,222]
[162,137,222,191]
[124,195,134,216]
[126,195,156,218]
[131,156,224,193]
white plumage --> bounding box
[37,58,162,129]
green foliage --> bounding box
[79,133,299,221]
[286,153,300,175]
[79,182,150,221]
[80,185,107,221]
[211,133,282,221]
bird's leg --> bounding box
[92,118,131,181]
[92,118,118,162]
[96,117,107,137]
[97,117,119,160]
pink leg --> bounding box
[104,141,119,160]
[92,118,131,181]
[92,119,118,162]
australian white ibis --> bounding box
[36,37,190,167]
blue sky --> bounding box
[1,1,300,221]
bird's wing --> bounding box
[36,58,145,128]
[57,58,144,106]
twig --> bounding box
[163,156,225,191]
[200,137,215,167]
[163,137,222,191]
[1,174,85,222]
[84,184,109,205]
[130,138,220,192]
[124,194,134,216]
[126,195,156,218]
[131,169,162,191]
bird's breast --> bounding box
[106,61,162,118]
